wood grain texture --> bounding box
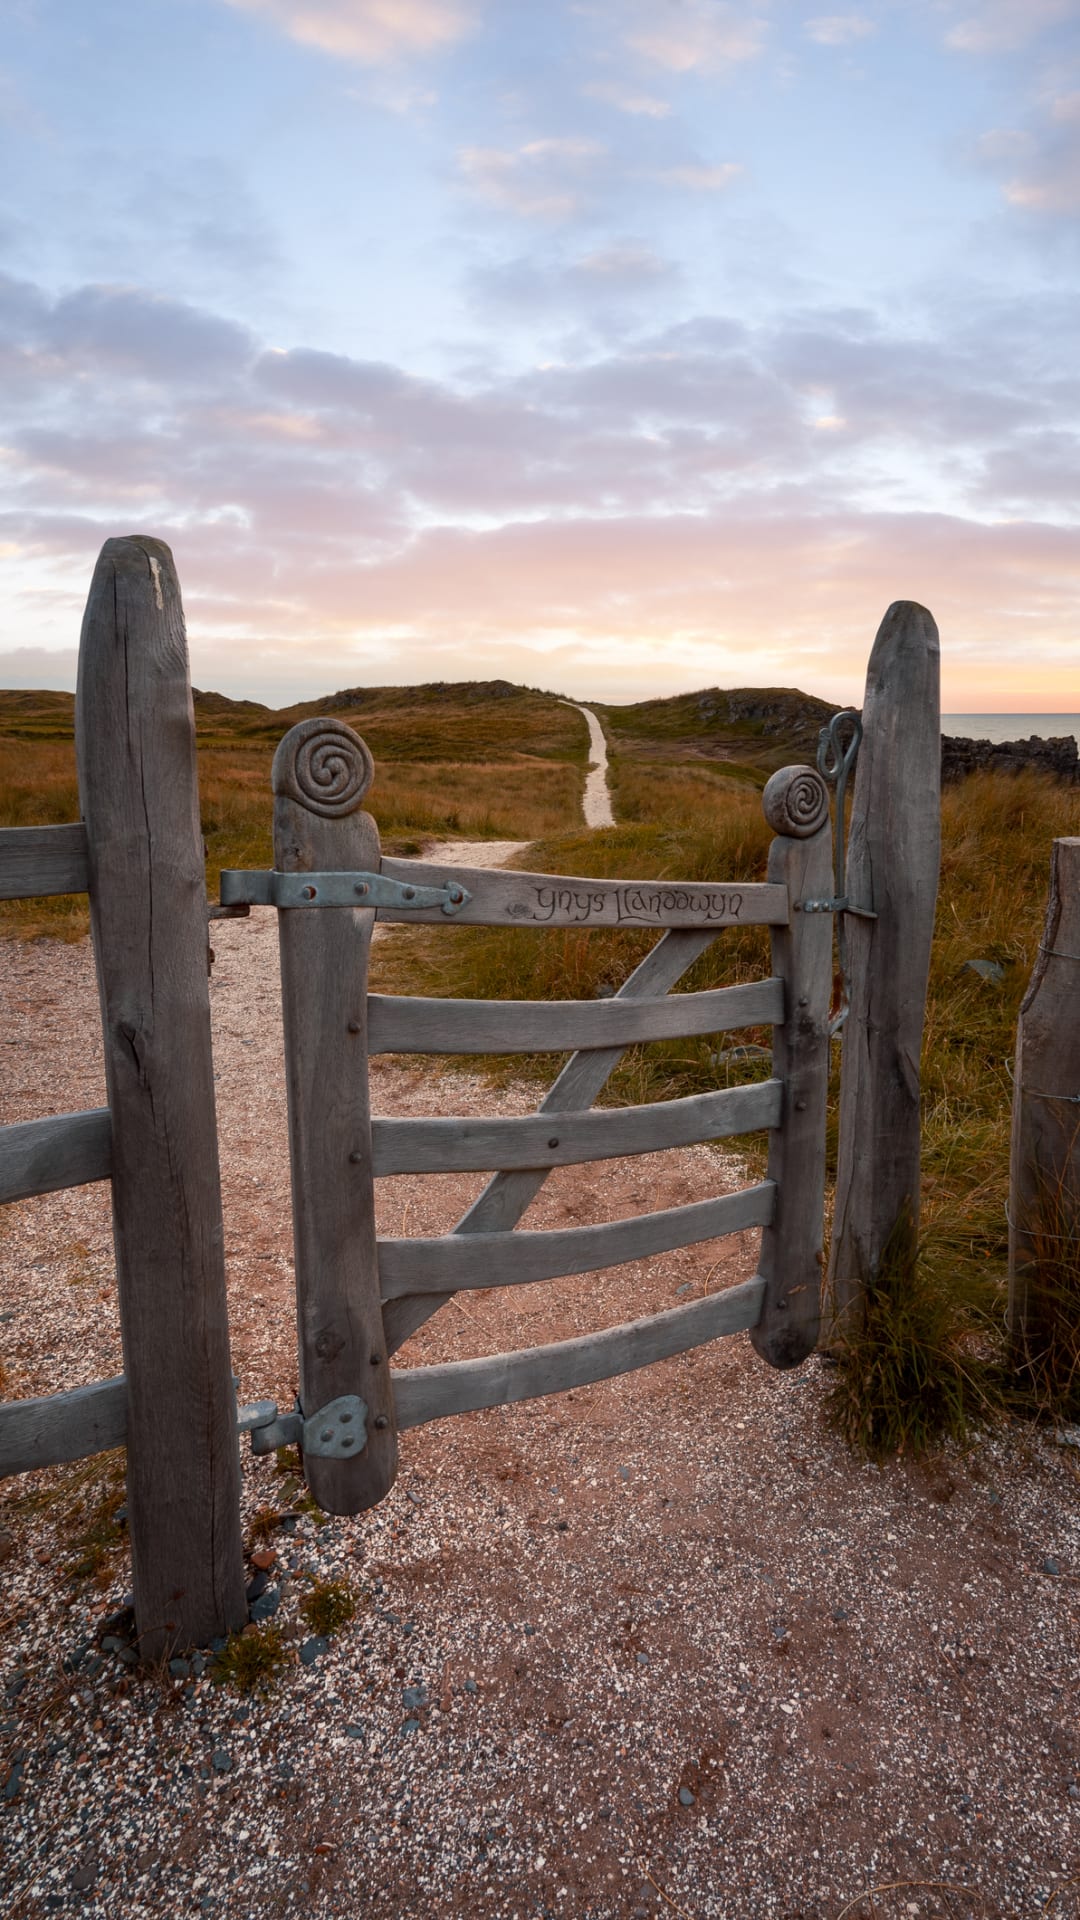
[272,718,398,1515]
[750,816,833,1368]
[75,535,246,1655]
[377,857,787,929]
[0,1109,111,1205]
[0,823,89,900]
[392,1275,766,1428]
[382,928,721,1354]
[379,1182,774,1300]
[1008,837,1080,1339]
[826,601,941,1337]
[0,1375,127,1479]
[368,977,783,1055]
[371,1079,781,1175]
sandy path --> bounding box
[563,702,615,829]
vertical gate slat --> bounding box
[827,601,941,1334]
[76,536,246,1657]
[751,770,833,1368]
[272,719,398,1515]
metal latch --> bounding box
[241,1393,369,1460]
[220,869,471,916]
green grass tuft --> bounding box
[299,1578,359,1637]
[212,1623,291,1695]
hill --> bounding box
[0,679,839,769]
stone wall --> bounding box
[941,732,1078,783]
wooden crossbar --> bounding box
[0,823,89,900]
[0,1110,112,1205]
[368,977,783,1055]
[377,856,788,929]
[377,1183,775,1301]
[371,1079,781,1175]
[392,1276,766,1428]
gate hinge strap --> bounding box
[220,869,471,916]
[794,896,877,919]
[242,1393,369,1459]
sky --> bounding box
[1,0,1078,709]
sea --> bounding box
[941,714,1080,743]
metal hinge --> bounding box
[795,895,877,919]
[238,1393,369,1460]
[219,869,471,916]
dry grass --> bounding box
[0,705,586,939]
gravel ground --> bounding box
[2,869,1080,1920]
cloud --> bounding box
[2,271,1078,707]
[804,14,875,46]
[657,163,743,191]
[975,92,1080,216]
[623,1,769,73]
[41,287,256,386]
[223,0,474,62]
[582,80,672,117]
[944,0,1075,54]
[458,137,607,221]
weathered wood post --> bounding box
[76,537,247,1656]
[751,766,833,1368]
[1008,838,1080,1353]
[272,719,398,1514]
[827,601,941,1335]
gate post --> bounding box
[1008,837,1080,1353]
[272,720,398,1515]
[751,767,833,1368]
[76,537,246,1657]
[826,601,941,1336]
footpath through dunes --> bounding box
[3,857,1080,1912]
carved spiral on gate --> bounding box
[761,764,830,838]
[271,717,374,818]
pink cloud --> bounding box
[224,0,474,64]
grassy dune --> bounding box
[0,683,588,938]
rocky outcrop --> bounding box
[941,733,1078,783]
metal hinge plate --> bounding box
[220,869,471,915]
[795,895,877,919]
[243,1393,369,1460]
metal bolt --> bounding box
[348,1020,361,1034]
[374,1414,389,1430]
[342,1435,355,1448]
[340,1410,353,1423]
[355,882,368,897]
[349,1151,363,1164]
[798,996,808,1008]
[303,884,317,899]
[794,1100,807,1112]
[370,1352,382,1366]
[320,1427,333,1443]
[403,886,416,900]
[548,1137,559,1149]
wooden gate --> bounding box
[0,535,844,1648]
[217,717,834,1515]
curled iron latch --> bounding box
[815,710,871,1034]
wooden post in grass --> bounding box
[826,601,941,1337]
[76,536,247,1657]
[1008,838,1080,1347]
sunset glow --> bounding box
[1,2,1078,708]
